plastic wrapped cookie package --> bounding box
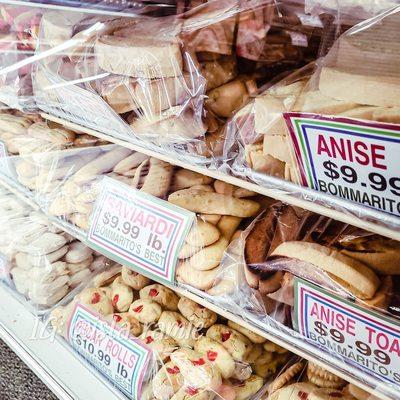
[262,357,380,400]
[48,264,308,400]
[221,5,400,230]
[0,189,110,312]
[0,110,108,158]
[27,0,332,163]
[212,200,400,393]
[10,142,264,293]
[0,1,178,112]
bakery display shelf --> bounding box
[41,112,400,243]
[0,283,125,400]
[0,174,395,400]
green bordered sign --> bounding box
[67,304,151,399]
[284,113,400,216]
[294,278,400,385]
[87,176,195,284]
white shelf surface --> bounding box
[0,284,125,400]
[0,175,397,400]
[42,113,400,243]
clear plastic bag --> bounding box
[262,357,380,400]
[10,142,263,294]
[213,199,400,396]
[26,0,333,164]
[0,189,109,312]
[222,5,400,228]
[48,265,291,399]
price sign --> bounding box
[294,278,400,385]
[284,113,400,216]
[68,304,151,399]
[87,176,195,284]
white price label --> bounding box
[87,177,195,283]
[294,278,400,385]
[68,304,151,399]
[285,113,400,216]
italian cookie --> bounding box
[178,297,217,329]
[78,288,114,315]
[194,336,236,379]
[129,299,162,324]
[232,375,263,400]
[107,313,142,336]
[121,267,150,289]
[140,284,179,311]
[158,311,198,347]
[206,324,253,361]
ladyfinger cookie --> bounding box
[168,189,260,217]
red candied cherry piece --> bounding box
[113,314,122,322]
[176,319,183,328]
[149,288,158,297]
[221,331,231,342]
[166,366,180,374]
[133,305,143,313]
[145,336,154,344]
[91,292,101,304]
[192,358,205,366]
[186,387,199,395]
[207,350,218,361]
[112,294,119,307]
[298,392,308,400]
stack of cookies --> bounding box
[51,266,290,400]
[17,145,261,293]
[265,360,378,400]
[243,202,400,323]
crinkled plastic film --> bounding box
[215,199,400,396]
[222,5,400,231]
[260,356,380,400]
[20,0,334,164]
[9,141,266,293]
[0,189,109,312]
[47,265,294,400]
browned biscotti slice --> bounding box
[271,241,380,299]
[95,35,183,78]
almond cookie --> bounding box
[152,360,184,400]
[206,324,253,361]
[232,374,263,400]
[121,267,150,289]
[227,320,266,344]
[170,348,222,392]
[139,330,177,362]
[129,299,162,324]
[178,297,217,329]
[268,361,306,394]
[140,284,179,311]
[158,311,199,347]
[194,336,236,379]
[106,313,142,336]
[244,344,263,364]
[78,288,114,315]
[251,350,276,378]
[271,242,380,299]
[110,280,134,312]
